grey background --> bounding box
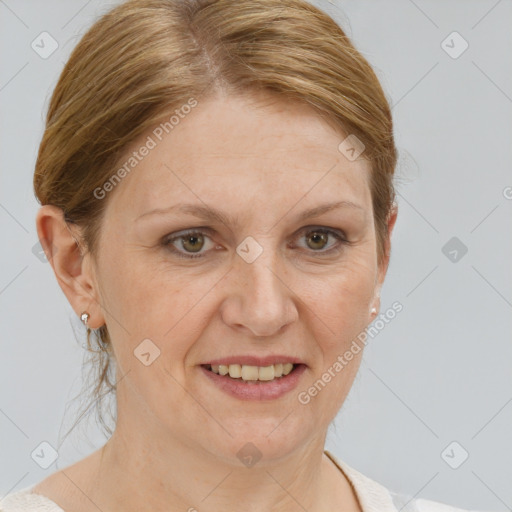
[1,0,511,510]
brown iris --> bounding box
[180,233,204,253]
[306,231,329,251]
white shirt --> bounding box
[0,450,484,511]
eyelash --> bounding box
[162,227,350,260]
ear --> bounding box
[35,205,105,329]
[369,202,398,319]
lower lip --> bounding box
[199,364,307,401]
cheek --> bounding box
[98,245,182,328]
[97,249,221,369]
[297,260,376,344]
[294,266,372,419]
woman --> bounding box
[1,0,482,510]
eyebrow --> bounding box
[135,200,364,228]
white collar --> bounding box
[325,449,398,511]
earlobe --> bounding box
[369,290,380,320]
[35,205,105,329]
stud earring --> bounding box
[80,311,90,327]
[370,307,377,315]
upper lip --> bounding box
[202,355,306,367]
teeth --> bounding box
[283,363,293,375]
[229,364,242,378]
[258,365,274,381]
[241,365,259,380]
[208,363,296,381]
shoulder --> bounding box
[0,485,65,512]
[2,452,101,511]
[324,450,487,512]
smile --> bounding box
[200,363,307,400]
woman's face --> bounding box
[87,92,395,463]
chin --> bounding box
[194,414,317,467]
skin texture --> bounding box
[35,90,397,512]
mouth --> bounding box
[199,362,307,400]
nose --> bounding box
[220,246,299,338]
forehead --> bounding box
[107,92,372,217]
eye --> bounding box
[162,229,217,259]
[162,226,350,260]
[294,226,349,255]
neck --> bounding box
[83,419,360,512]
